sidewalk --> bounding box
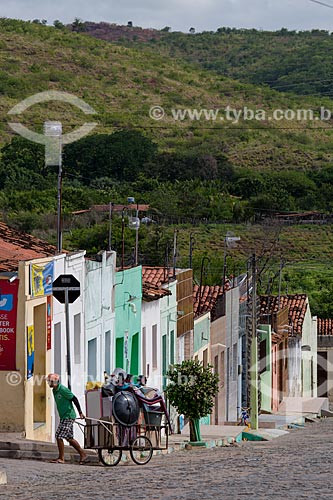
[0,409,314,466]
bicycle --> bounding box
[237,407,251,428]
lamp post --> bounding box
[44,121,63,254]
[108,201,113,251]
[121,207,127,270]
[222,233,240,290]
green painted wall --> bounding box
[194,313,210,355]
[115,266,142,375]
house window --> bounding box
[170,330,175,366]
[203,348,208,368]
[220,351,225,387]
[233,343,237,381]
[74,314,81,364]
[142,327,146,376]
[259,339,267,374]
[88,338,97,381]
[105,330,111,374]
[152,324,157,369]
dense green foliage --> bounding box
[165,360,219,421]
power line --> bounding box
[309,0,333,7]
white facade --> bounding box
[84,251,116,384]
[51,251,86,443]
[141,299,162,391]
[225,286,240,422]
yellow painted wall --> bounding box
[0,258,53,441]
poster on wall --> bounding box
[0,279,19,371]
[27,325,34,380]
[30,261,54,297]
[46,295,52,351]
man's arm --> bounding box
[71,396,85,419]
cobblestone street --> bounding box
[1,419,333,500]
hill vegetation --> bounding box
[80,22,333,97]
[1,18,333,317]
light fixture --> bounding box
[129,302,137,314]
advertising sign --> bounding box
[47,295,52,351]
[0,279,19,371]
[30,261,54,297]
[27,325,34,379]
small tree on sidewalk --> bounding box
[165,360,219,442]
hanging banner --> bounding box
[46,295,52,351]
[30,261,54,297]
[0,279,19,371]
[27,325,34,379]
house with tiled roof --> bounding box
[140,267,174,393]
[317,318,333,403]
[0,221,56,272]
[193,279,241,425]
[260,294,317,401]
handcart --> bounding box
[79,388,172,466]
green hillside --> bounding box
[0,18,333,174]
[106,25,333,97]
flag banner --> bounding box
[30,261,54,297]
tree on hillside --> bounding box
[63,130,158,184]
[0,137,54,190]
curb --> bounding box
[0,470,7,485]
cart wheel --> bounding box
[98,448,122,466]
[130,436,153,465]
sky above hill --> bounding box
[1,0,333,32]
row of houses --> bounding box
[0,222,330,444]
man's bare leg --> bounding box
[68,438,88,463]
[50,438,65,463]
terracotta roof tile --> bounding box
[0,222,56,272]
[193,285,222,318]
[260,294,308,335]
[142,266,175,287]
[317,318,333,336]
[142,283,172,301]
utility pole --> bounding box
[278,257,284,311]
[135,202,139,266]
[173,229,178,278]
[108,202,113,251]
[250,253,258,430]
[189,233,194,269]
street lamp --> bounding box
[222,233,240,290]
[127,197,142,267]
[44,121,62,254]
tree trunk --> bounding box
[189,418,201,442]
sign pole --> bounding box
[52,274,81,391]
[65,288,71,390]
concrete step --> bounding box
[0,448,100,464]
[0,438,97,455]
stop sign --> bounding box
[52,274,80,304]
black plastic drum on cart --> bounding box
[112,391,140,427]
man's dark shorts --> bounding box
[55,419,74,441]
